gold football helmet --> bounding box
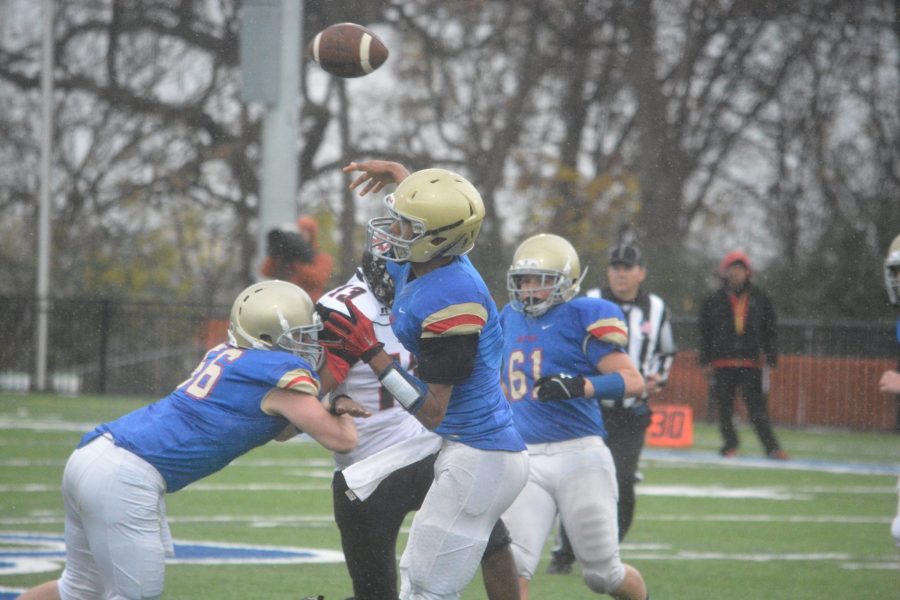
[366,168,485,263]
[507,233,587,317]
[228,280,324,368]
[885,233,900,306]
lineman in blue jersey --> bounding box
[323,161,529,600]
[499,234,649,600]
[878,233,900,562]
[18,281,369,600]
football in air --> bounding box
[310,22,389,78]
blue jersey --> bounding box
[387,257,525,451]
[500,297,629,444]
[80,344,320,492]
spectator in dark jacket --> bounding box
[698,250,789,460]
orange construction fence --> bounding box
[660,351,898,432]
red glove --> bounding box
[321,300,384,362]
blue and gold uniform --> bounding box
[501,296,627,444]
[385,255,528,600]
[81,343,320,492]
[500,291,640,594]
[389,256,525,452]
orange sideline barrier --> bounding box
[646,404,694,447]
[661,351,898,431]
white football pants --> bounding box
[502,435,626,593]
[57,435,172,600]
[399,440,529,600]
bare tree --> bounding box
[0,0,896,318]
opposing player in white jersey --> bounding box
[322,161,529,600]
[500,233,649,600]
[317,250,520,600]
[18,281,369,600]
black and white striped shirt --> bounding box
[585,286,677,405]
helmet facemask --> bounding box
[366,195,428,263]
[885,234,900,307]
[275,314,325,369]
[361,249,395,306]
[506,233,586,317]
[886,259,900,307]
[507,268,585,317]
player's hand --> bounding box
[329,394,372,418]
[879,370,900,395]
[342,160,411,196]
[320,300,385,362]
[645,373,664,395]
[534,373,586,401]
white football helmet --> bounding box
[366,168,485,263]
[885,233,900,306]
[507,233,587,317]
[228,280,324,368]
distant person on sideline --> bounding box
[698,250,789,460]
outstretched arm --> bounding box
[343,160,411,196]
[262,389,360,453]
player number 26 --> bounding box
[181,346,244,400]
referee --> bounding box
[548,243,676,574]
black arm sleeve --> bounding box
[416,334,480,384]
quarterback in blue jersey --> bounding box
[18,281,369,600]
[499,233,649,600]
[878,233,900,562]
[318,250,520,600]
[323,161,529,600]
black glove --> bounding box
[535,373,586,401]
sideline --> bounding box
[642,448,900,476]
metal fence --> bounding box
[1,297,897,425]
[1,296,229,397]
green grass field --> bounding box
[2,393,899,599]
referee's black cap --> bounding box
[608,244,643,267]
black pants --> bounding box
[332,453,512,599]
[555,404,652,559]
[712,367,781,454]
[332,454,436,600]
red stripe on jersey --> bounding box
[284,374,315,390]
[591,324,627,341]
[424,313,486,335]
